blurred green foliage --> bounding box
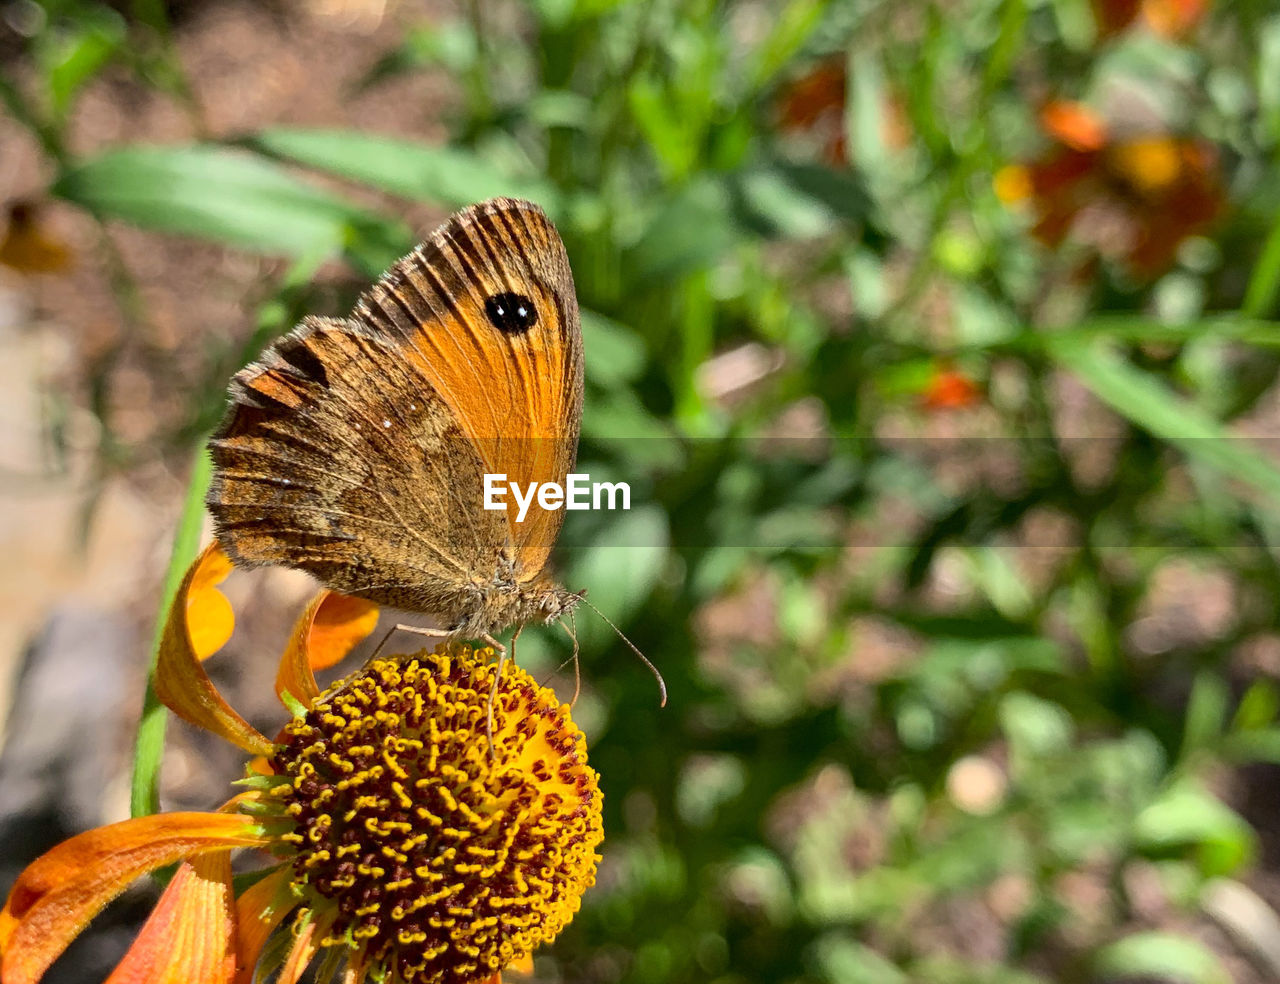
[7,0,1280,981]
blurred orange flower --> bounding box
[0,544,602,984]
[776,59,914,167]
[1091,0,1210,38]
[0,200,72,275]
[921,366,983,411]
[995,101,1223,280]
[777,58,849,165]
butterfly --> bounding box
[207,198,588,649]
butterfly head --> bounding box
[452,577,583,639]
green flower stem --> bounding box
[130,443,213,818]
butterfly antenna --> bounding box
[556,612,582,707]
[577,596,666,707]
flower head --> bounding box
[776,58,849,166]
[921,366,982,411]
[0,199,72,275]
[0,543,602,984]
[996,101,1223,280]
[268,650,601,984]
[1091,0,1209,39]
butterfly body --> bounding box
[208,198,584,638]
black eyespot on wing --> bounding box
[484,292,538,335]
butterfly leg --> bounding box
[484,627,520,760]
[369,623,451,661]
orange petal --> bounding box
[234,867,297,984]
[922,368,982,411]
[103,852,236,984]
[994,164,1033,203]
[0,201,72,274]
[276,591,379,709]
[188,543,235,661]
[1142,0,1207,37]
[509,952,535,974]
[1109,136,1184,195]
[155,543,273,757]
[277,914,329,984]
[0,813,268,984]
[1040,100,1108,152]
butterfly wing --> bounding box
[207,198,583,620]
[353,197,583,581]
[208,317,507,622]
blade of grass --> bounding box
[54,145,393,257]
[130,443,213,817]
[972,316,1280,353]
[1050,339,1280,507]
[1243,213,1280,319]
[250,128,557,213]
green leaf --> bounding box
[1180,671,1229,760]
[54,145,393,257]
[581,310,647,385]
[1135,781,1255,876]
[734,167,839,238]
[44,6,126,119]
[1094,932,1231,984]
[357,21,478,89]
[1232,681,1279,731]
[627,179,738,283]
[999,691,1074,759]
[977,317,1280,352]
[1050,339,1280,506]
[563,506,669,650]
[747,0,830,89]
[252,128,558,212]
[1243,210,1280,318]
[628,74,698,181]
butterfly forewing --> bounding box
[355,197,584,579]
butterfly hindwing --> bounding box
[208,317,507,623]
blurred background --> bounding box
[4,0,1280,982]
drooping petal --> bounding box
[276,591,379,710]
[155,543,273,757]
[233,867,297,984]
[0,813,268,984]
[187,543,236,661]
[103,852,236,984]
[277,914,330,984]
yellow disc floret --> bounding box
[269,645,603,984]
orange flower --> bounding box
[1091,0,1209,38]
[776,58,912,166]
[996,101,1223,280]
[777,58,848,166]
[1,543,603,984]
[921,366,983,411]
[0,200,72,274]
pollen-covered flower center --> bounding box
[269,647,603,984]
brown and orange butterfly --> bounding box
[207,198,587,649]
